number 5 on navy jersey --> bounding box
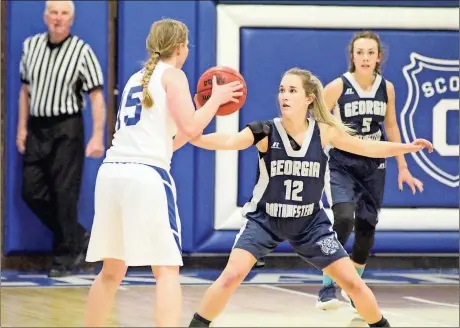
[116,85,143,131]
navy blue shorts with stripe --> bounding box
[234,209,348,270]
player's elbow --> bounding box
[181,125,203,139]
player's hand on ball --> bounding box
[211,75,244,105]
[410,139,433,153]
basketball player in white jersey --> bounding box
[84,19,243,327]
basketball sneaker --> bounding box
[316,285,341,310]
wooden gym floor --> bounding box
[1,269,459,327]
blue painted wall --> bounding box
[4,0,458,256]
[5,1,108,254]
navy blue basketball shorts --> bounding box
[233,209,348,270]
[328,153,386,226]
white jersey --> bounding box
[105,61,177,170]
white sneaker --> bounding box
[316,285,341,310]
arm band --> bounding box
[246,121,271,145]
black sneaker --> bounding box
[48,264,72,278]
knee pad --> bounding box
[332,202,356,246]
[352,219,376,265]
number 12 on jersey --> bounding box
[116,85,143,131]
[284,180,303,201]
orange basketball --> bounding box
[196,66,247,116]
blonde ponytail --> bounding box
[309,76,355,135]
[142,53,160,108]
[283,68,354,135]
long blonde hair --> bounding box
[283,68,354,134]
[142,18,188,108]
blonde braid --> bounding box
[142,53,160,108]
[141,18,189,108]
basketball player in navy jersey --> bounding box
[177,68,432,328]
[316,31,424,311]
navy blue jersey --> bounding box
[243,118,329,219]
[335,72,388,142]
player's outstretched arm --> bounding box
[173,131,202,152]
[383,80,424,193]
[320,123,434,158]
[384,81,409,164]
[190,127,255,151]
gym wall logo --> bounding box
[401,53,460,188]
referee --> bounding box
[16,0,106,277]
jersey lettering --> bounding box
[336,73,388,140]
[243,119,328,219]
[343,100,387,118]
[270,160,321,178]
[266,202,314,218]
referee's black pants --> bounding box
[22,113,87,268]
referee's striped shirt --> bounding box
[20,33,104,117]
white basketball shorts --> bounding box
[86,162,182,266]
